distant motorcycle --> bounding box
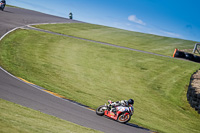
[96,100,133,123]
[0,2,5,11]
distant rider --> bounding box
[1,0,6,10]
[109,99,134,114]
[1,0,6,5]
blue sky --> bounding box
[8,0,200,42]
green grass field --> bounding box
[0,99,102,133]
[34,23,197,56]
[0,23,200,133]
[6,5,24,8]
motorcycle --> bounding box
[96,100,133,123]
[0,2,5,11]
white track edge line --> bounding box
[0,24,95,112]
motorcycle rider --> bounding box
[109,99,134,114]
[1,0,6,4]
[0,0,6,10]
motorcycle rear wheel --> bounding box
[117,113,131,123]
[96,105,107,116]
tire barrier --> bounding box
[194,55,200,62]
[173,48,200,63]
[185,53,195,61]
[187,70,200,114]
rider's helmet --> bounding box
[128,99,134,105]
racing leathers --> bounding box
[1,0,6,4]
[109,100,134,114]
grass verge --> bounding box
[6,5,18,8]
[34,23,197,56]
[0,28,199,133]
[0,99,102,133]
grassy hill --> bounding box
[0,23,199,133]
[34,23,197,56]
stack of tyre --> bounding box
[173,49,200,63]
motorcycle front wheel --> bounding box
[96,105,107,116]
[117,112,131,123]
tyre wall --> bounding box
[173,49,200,63]
[187,70,200,114]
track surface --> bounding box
[0,7,151,133]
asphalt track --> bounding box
[0,7,152,133]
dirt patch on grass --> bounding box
[187,70,200,114]
[192,71,200,93]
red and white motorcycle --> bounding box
[96,100,134,123]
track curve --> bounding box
[0,7,150,133]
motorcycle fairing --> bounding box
[104,110,120,120]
